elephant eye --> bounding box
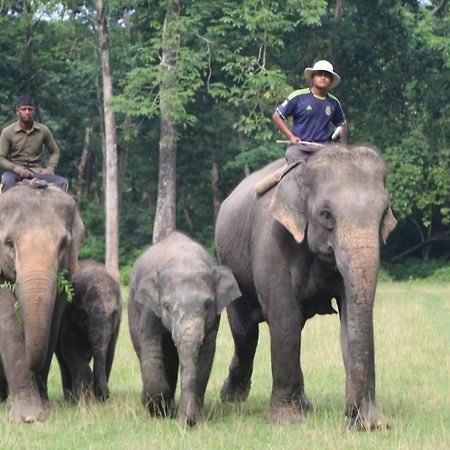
[59,236,68,251]
[4,238,14,249]
[320,209,335,230]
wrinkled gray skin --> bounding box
[216,145,397,429]
[56,260,122,402]
[128,232,241,426]
[0,185,84,422]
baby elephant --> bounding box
[56,260,122,401]
[128,232,241,426]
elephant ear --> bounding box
[134,272,161,317]
[268,164,308,243]
[68,209,85,275]
[381,207,397,245]
[215,266,241,315]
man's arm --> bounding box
[44,127,60,173]
[272,111,300,144]
[0,129,24,174]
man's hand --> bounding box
[331,126,343,141]
[41,167,54,174]
[289,135,301,144]
[19,168,33,179]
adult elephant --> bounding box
[0,184,84,422]
[215,145,397,430]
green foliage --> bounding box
[0,0,448,271]
[14,301,23,326]
[57,269,75,303]
[383,258,450,282]
[0,281,16,293]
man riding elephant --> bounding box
[272,60,348,165]
[0,95,68,192]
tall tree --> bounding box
[96,0,119,277]
[152,0,181,244]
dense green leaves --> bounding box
[0,0,448,265]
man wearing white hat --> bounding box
[272,60,347,165]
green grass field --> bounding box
[0,282,448,450]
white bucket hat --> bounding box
[304,60,341,89]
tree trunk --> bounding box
[77,124,93,201]
[96,0,119,279]
[335,0,344,21]
[211,162,221,223]
[152,1,181,244]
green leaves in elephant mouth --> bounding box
[0,270,74,325]
[57,269,75,303]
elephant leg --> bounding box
[221,296,259,403]
[0,357,9,401]
[266,290,310,424]
[55,343,73,401]
[61,332,93,401]
[0,291,47,422]
[140,335,173,417]
[139,305,172,417]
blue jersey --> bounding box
[276,88,346,143]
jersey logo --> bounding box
[306,105,312,111]
[281,100,288,108]
[325,106,331,116]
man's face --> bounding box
[311,71,333,90]
[16,105,36,124]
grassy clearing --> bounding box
[0,282,448,449]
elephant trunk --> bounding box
[174,316,205,426]
[15,234,59,372]
[334,226,380,412]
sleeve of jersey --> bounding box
[276,98,294,121]
[332,101,346,127]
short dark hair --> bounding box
[16,95,36,109]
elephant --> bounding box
[128,231,241,426]
[56,259,122,402]
[0,184,84,422]
[215,145,397,430]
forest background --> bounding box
[0,0,449,282]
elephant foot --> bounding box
[300,391,314,413]
[220,376,251,403]
[178,408,203,427]
[94,385,110,401]
[346,399,390,431]
[266,403,306,425]
[9,391,48,423]
[178,395,203,427]
[143,392,174,418]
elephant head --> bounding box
[0,185,84,372]
[269,145,396,281]
[138,260,240,349]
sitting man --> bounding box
[0,95,68,192]
[272,60,347,165]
